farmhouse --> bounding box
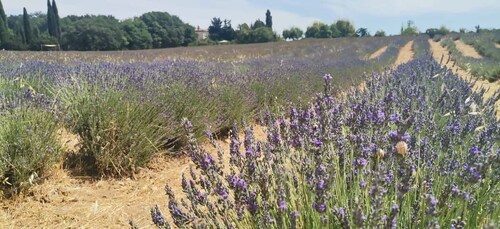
[195,26,209,40]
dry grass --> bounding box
[454,40,483,59]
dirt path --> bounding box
[0,126,267,228]
[454,40,482,59]
[394,41,414,66]
[429,39,499,120]
[368,45,388,60]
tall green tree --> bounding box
[282,27,303,40]
[221,19,235,41]
[265,9,272,29]
[356,28,370,37]
[0,0,7,28]
[52,0,61,40]
[335,20,356,37]
[401,20,418,36]
[329,24,341,38]
[374,30,386,37]
[47,0,56,38]
[208,17,222,41]
[61,15,125,51]
[139,12,196,48]
[305,22,332,38]
[251,19,265,29]
[121,18,153,50]
[16,25,26,44]
[0,16,9,47]
[23,7,32,44]
[0,0,8,48]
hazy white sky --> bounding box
[3,0,500,35]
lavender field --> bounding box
[0,36,410,179]
[147,56,499,228]
[0,36,499,228]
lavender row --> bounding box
[152,56,499,228]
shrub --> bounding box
[61,86,168,177]
[160,82,220,145]
[0,107,62,197]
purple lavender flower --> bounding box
[376,109,386,122]
[469,146,481,155]
[313,202,327,213]
[389,130,399,141]
[317,179,326,190]
[278,200,287,210]
[401,132,410,141]
[389,113,400,122]
[150,205,166,227]
[357,158,368,167]
[229,175,248,190]
[312,138,323,147]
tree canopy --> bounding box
[208,18,235,41]
[61,15,125,51]
[401,20,418,36]
[305,20,356,39]
[140,11,196,48]
[283,27,303,40]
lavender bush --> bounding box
[59,85,170,177]
[0,107,62,197]
[0,75,63,197]
[154,57,499,228]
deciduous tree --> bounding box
[139,12,196,48]
[335,20,356,37]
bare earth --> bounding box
[454,40,483,59]
[368,45,388,60]
[495,43,500,49]
[1,42,419,228]
[394,41,414,66]
[429,39,500,120]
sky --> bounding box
[3,0,500,35]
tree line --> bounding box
[0,0,196,50]
[206,9,278,44]
[0,0,484,51]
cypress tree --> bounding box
[0,15,8,47]
[0,0,8,47]
[23,7,32,44]
[0,0,7,28]
[52,0,61,40]
[265,9,272,29]
[16,25,25,45]
[47,0,55,37]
